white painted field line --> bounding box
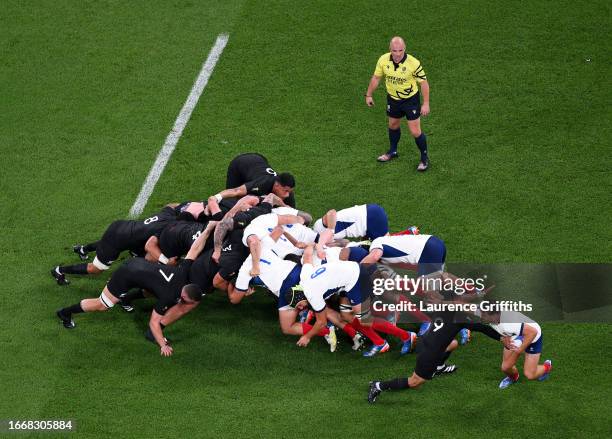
[129,33,229,217]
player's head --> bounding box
[389,36,406,63]
[272,172,295,199]
[180,283,204,304]
[285,287,306,309]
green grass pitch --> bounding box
[1,0,610,437]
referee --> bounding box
[365,36,430,171]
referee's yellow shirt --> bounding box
[374,53,426,100]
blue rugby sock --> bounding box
[388,128,401,155]
[415,133,428,162]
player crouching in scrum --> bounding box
[56,223,216,357]
[480,309,553,388]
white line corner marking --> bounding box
[129,33,229,217]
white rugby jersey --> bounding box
[270,223,318,258]
[272,206,298,216]
[369,234,432,265]
[242,213,279,246]
[313,204,368,239]
[490,311,542,342]
[234,246,297,296]
[299,261,360,312]
[308,246,342,267]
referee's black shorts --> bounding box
[386,92,421,120]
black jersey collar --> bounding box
[390,53,407,70]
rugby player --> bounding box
[173,196,236,223]
[367,309,504,403]
[212,229,250,292]
[292,245,416,356]
[240,212,305,277]
[51,205,179,285]
[229,227,338,351]
[313,204,389,241]
[56,222,216,356]
[212,194,312,263]
[481,310,553,388]
[212,152,296,207]
[360,233,446,276]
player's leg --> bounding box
[432,339,460,376]
[73,241,98,260]
[499,347,521,388]
[368,370,427,404]
[523,352,545,380]
[51,248,112,285]
[522,335,552,380]
[52,226,120,285]
[56,286,120,329]
[351,303,388,357]
[278,308,329,337]
[370,317,416,355]
[326,307,364,350]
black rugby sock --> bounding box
[440,350,452,364]
[63,303,84,315]
[388,128,401,154]
[378,377,410,391]
[415,133,428,162]
[83,242,98,252]
[59,263,88,275]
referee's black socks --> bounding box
[388,128,401,155]
[415,133,428,162]
[377,377,410,391]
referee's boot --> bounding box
[417,159,429,172]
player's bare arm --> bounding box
[149,309,173,357]
[297,309,327,347]
[185,221,216,261]
[216,185,247,200]
[212,216,233,263]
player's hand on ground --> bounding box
[421,103,430,116]
[160,344,174,357]
[365,96,374,107]
[296,335,311,347]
